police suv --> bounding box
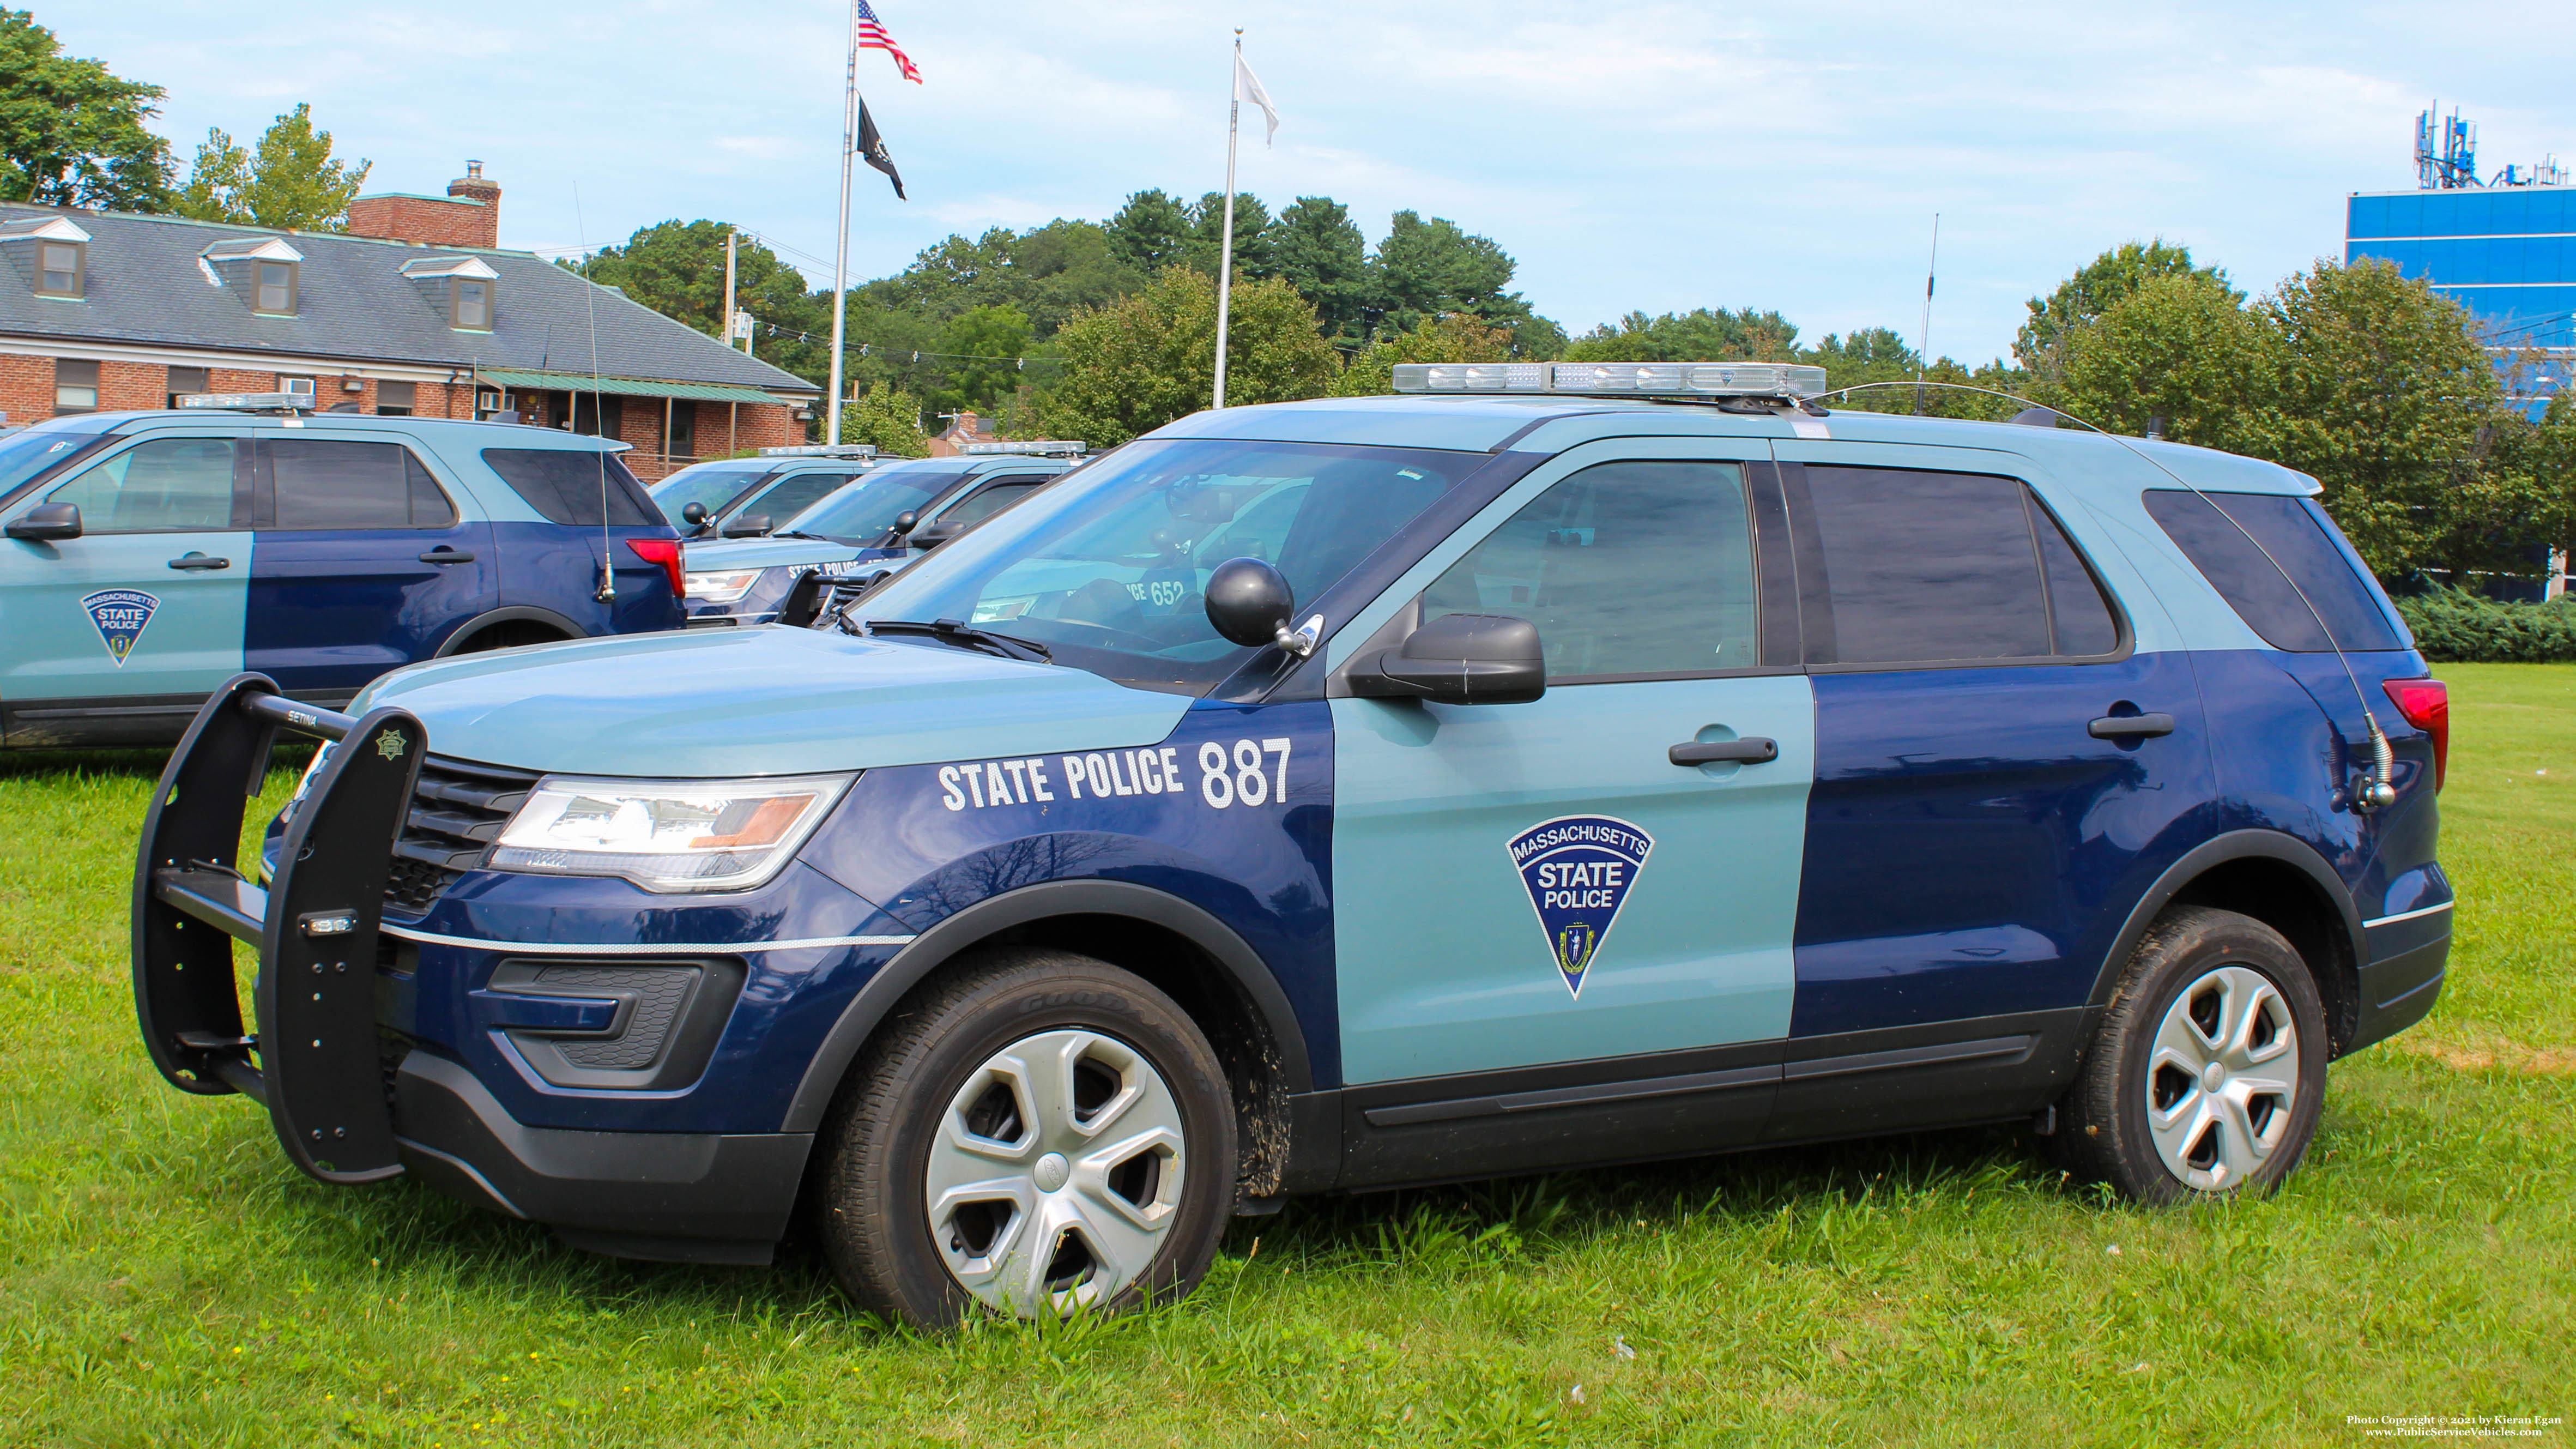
[651,444,884,542]
[132,363,2450,1327]
[1,396,684,747]
[678,445,1085,628]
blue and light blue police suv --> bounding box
[650,444,883,542]
[676,445,1086,627]
[134,362,2450,1326]
[1,395,684,747]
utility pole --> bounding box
[825,0,862,445]
[722,229,739,354]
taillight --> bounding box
[2381,677,2448,791]
[625,538,685,599]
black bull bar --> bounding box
[132,672,426,1185]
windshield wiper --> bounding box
[769,530,832,541]
[864,618,1053,663]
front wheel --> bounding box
[812,949,1237,1326]
[2052,906,2329,1204]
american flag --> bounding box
[854,1,921,84]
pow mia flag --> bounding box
[857,98,905,200]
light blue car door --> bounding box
[0,433,249,736]
[1331,438,1815,1088]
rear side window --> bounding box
[263,439,457,529]
[2143,490,2401,652]
[1793,466,2120,665]
[481,448,658,527]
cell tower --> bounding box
[2416,106,2477,189]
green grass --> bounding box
[3,668,2571,1447]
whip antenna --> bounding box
[573,182,614,603]
[1809,378,2402,810]
[1914,213,1939,415]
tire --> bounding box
[2051,906,2329,1205]
[450,620,570,654]
[812,948,1237,1327]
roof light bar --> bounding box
[958,439,1086,456]
[175,392,318,413]
[759,444,880,458]
[1390,361,1828,399]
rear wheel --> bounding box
[813,949,1236,1326]
[2052,906,2328,1204]
[449,620,571,654]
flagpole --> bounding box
[826,0,862,444]
[1213,29,1242,410]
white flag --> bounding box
[1235,52,1279,147]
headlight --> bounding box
[684,569,766,605]
[489,773,854,892]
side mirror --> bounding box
[680,502,709,525]
[721,514,772,539]
[1349,612,1545,705]
[1204,557,1296,648]
[908,518,962,551]
[6,501,81,542]
[889,510,921,538]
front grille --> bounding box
[384,756,541,915]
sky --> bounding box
[55,0,2576,366]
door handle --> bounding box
[419,549,476,564]
[1670,738,1779,766]
[2088,713,2175,739]
[166,552,229,571]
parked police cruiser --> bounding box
[677,443,1086,627]
[2,395,683,747]
[133,362,2450,1327]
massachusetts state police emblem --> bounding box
[1506,815,1654,1000]
[79,589,159,666]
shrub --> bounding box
[2392,585,2576,662]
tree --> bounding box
[1041,269,1339,446]
[2017,240,2234,379]
[0,9,171,210]
[1563,307,1800,363]
[1370,211,1564,354]
[1266,196,1373,342]
[1181,191,1275,281]
[1336,312,1515,396]
[1106,189,1193,274]
[172,105,371,230]
[2049,274,2275,450]
[840,383,931,457]
[575,220,831,383]
[932,304,1033,416]
[2258,258,2514,577]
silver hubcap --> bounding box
[2146,965,2300,1191]
[925,1029,1186,1315]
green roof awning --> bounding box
[474,370,800,406]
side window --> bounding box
[2033,499,2120,656]
[263,439,457,529]
[945,478,1040,526]
[46,438,241,533]
[1794,466,2071,665]
[480,448,659,527]
[2142,490,2402,653]
[747,470,854,523]
[1421,459,1758,679]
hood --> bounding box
[681,536,899,572]
[356,626,1193,777]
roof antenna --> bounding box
[572,182,614,603]
[1913,213,1939,416]
[1810,378,2401,811]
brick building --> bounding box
[0,164,817,480]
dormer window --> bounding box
[37,240,82,298]
[255,260,297,314]
[453,276,492,329]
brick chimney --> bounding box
[344,160,499,249]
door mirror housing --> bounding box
[679,501,709,526]
[1349,612,1546,705]
[908,518,963,551]
[6,501,81,542]
[888,510,920,538]
[1204,556,1296,648]
[721,514,772,539]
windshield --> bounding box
[0,426,116,511]
[650,463,776,523]
[854,438,1470,693]
[785,467,971,541]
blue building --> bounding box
[2345,185,2576,415]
